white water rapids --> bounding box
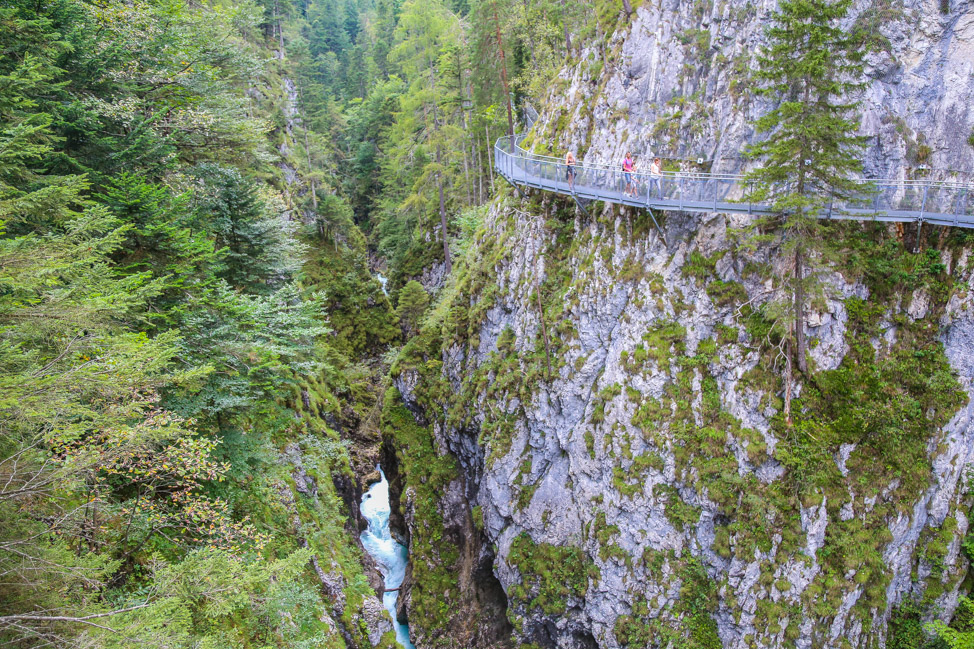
[360,467,414,649]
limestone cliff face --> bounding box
[390,3,974,648]
[533,0,974,180]
[397,199,973,647]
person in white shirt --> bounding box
[565,151,577,192]
[649,157,663,199]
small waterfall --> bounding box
[376,273,389,296]
[360,468,414,649]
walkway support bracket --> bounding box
[572,195,591,219]
[647,207,667,247]
[500,172,526,199]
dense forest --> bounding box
[0,0,617,646]
[4,0,974,647]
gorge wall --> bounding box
[385,1,974,648]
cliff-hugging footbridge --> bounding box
[494,136,974,229]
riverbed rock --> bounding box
[360,595,395,646]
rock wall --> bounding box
[397,193,974,647]
[390,2,974,648]
[532,0,974,181]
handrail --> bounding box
[505,136,972,190]
[509,136,743,181]
[493,135,974,228]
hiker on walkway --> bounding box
[649,157,663,199]
[623,152,635,197]
[565,151,577,192]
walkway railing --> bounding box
[494,136,974,228]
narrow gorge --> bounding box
[3,0,974,648]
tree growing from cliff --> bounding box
[396,280,430,335]
[745,0,868,417]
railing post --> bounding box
[958,188,968,227]
[919,185,929,221]
[747,181,753,215]
[827,187,834,220]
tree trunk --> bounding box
[520,0,537,65]
[560,0,573,56]
[794,246,807,374]
[477,143,485,203]
[437,147,452,275]
[424,47,451,275]
[621,0,633,19]
[462,146,472,206]
[304,128,317,211]
[784,338,793,427]
[795,129,809,376]
[493,5,515,138]
[485,125,496,194]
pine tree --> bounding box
[396,279,429,335]
[189,163,302,293]
[746,0,868,416]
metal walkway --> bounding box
[494,136,974,228]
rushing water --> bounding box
[360,468,414,649]
[376,273,389,296]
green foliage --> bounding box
[706,279,747,307]
[88,548,331,648]
[614,599,653,647]
[654,485,701,532]
[745,0,870,372]
[507,532,598,616]
[779,296,965,497]
[889,601,949,649]
[397,280,431,335]
[188,163,302,293]
[641,557,721,649]
[382,387,461,638]
[930,597,974,648]
[0,0,395,646]
[747,0,867,203]
[682,250,724,282]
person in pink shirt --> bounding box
[622,152,635,197]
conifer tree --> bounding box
[746,0,868,407]
[396,279,429,335]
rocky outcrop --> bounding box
[278,443,394,648]
[391,2,974,648]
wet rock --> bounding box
[360,595,395,646]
